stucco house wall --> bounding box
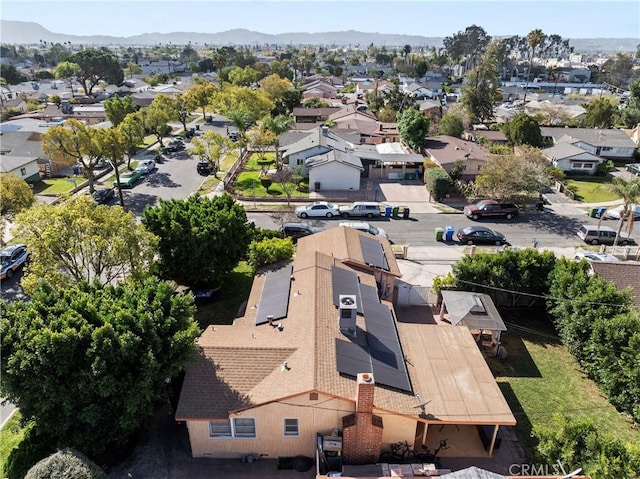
[308,161,361,191]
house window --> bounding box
[296,159,304,166]
[284,419,299,437]
[209,418,256,438]
[20,168,27,176]
[233,418,256,438]
[209,420,232,437]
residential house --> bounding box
[302,80,338,100]
[416,99,442,120]
[463,129,508,146]
[0,97,27,114]
[305,149,363,192]
[131,91,156,108]
[589,262,640,308]
[524,100,586,124]
[425,136,492,181]
[352,142,424,180]
[0,130,47,181]
[175,227,516,464]
[542,142,604,175]
[292,107,342,129]
[541,127,637,161]
[282,125,352,177]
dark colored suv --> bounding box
[281,222,323,243]
[463,200,519,220]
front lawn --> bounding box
[488,316,639,457]
[565,177,621,203]
[234,153,309,199]
[31,177,83,195]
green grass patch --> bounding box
[0,412,29,478]
[566,177,621,203]
[31,177,83,195]
[194,261,254,328]
[488,323,639,457]
[196,176,221,195]
[234,171,309,198]
[245,152,276,170]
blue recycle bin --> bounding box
[385,205,392,218]
[595,207,607,218]
[444,225,455,241]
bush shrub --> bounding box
[424,167,452,201]
[259,175,272,189]
[247,237,295,272]
[25,448,107,479]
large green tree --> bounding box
[103,95,136,127]
[0,277,199,457]
[261,114,294,168]
[70,48,123,96]
[117,112,145,169]
[14,195,158,294]
[54,61,81,96]
[191,130,234,175]
[397,108,430,153]
[474,145,550,201]
[142,194,253,286]
[621,77,640,128]
[437,113,464,138]
[502,112,543,146]
[460,39,502,123]
[183,81,217,120]
[583,96,617,129]
[0,174,34,216]
[41,119,104,192]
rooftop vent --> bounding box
[470,294,487,314]
[339,294,357,337]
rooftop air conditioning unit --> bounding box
[339,294,357,336]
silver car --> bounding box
[295,201,339,219]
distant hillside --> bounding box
[0,20,637,52]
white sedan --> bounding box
[574,250,620,262]
[295,201,340,219]
[605,204,640,221]
[135,159,156,175]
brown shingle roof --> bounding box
[176,229,515,426]
[590,262,640,307]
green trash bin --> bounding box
[588,207,598,217]
[435,227,445,241]
[392,206,400,219]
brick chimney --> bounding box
[342,373,383,465]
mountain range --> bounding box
[0,20,637,52]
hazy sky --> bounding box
[2,0,639,39]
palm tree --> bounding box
[522,29,545,106]
[606,177,640,246]
[226,108,252,158]
[261,114,293,169]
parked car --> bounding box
[113,170,143,188]
[281,222,324,243]
[339,221,388,239]
[295,201,340,218]
[457,226,508,245]
[577,224,634,246]
[228,131,239,142]
[574,250,620,262]
[135,159,156,175]
[339,202,383,218]
[197,160,214,175]
[604,204,640,221]
[463,200,519,220]
[0,244,29,280]
[92,187,115,205]
[625,163,640,176]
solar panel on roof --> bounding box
[359,236,389,271]
[331,265,363,314]
[336,339,372,376]
[359,284,380,305]
[255,265,293,325]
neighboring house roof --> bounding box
[542,142,603,162]
[1,98,26,108]
[0,131,46,158]
[0,155,38,173]
[282,126,351,157]
[441,291,506,331]
[425,136,491,167]
[176,228,515,428]
[292,107,341,118]
[305,149,364,171]
[540,127,637,149]
[464,130,508,143]
[590,262,640,308]
[329,105,377,122]
[416,99,442,111]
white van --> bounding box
[339,221,388,239]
